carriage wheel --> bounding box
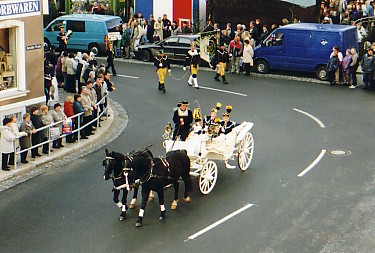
[198,161,218,195]
[237,132,254,171]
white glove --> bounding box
[168,69,171,73]
[183,67,186,71]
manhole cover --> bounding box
[328,149,351,156]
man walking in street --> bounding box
[214,43,229,84]
[154,49,171,93]
[184,43,201,89]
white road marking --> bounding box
[116,74,139,79]
[298,149,326,177]
[199,86,248,97]
[293,108,326,128]
[185,203,254,242]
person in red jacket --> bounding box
[64,96,75,143]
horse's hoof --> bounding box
[184,196,192,203]
[119,216,125,221]
[135,222,142,227]
[129,204,136,209]
[159,216,166,221]
[171,200,178,210]
[170,204,177,210]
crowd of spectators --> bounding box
[1,45,116,171]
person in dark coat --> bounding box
[73,94,88,139]
[327,51,339,85]
[19,113,36,163]
[147,15,155,43]
[361,48,375,89]
[105,43,117,75]
[162,14,172,39]
[30,107,42,158]
[172,101,193,141]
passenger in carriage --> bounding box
[203,108,218,127]
[203,102,221,128]
[172,101,193,141]
[220,105,236,134]
[211,118,223,138]
[189,118,207,136]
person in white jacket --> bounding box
[242,39,254,75]
[2,118,18,170]
[10,115,28,137]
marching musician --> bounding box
[172,101,193,141]
[214,43,229,84]
[154,49,171,93]
[183,43,201,89]
[220,105,236,134]
[57,26,69,52]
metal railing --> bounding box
[10,93,109,170]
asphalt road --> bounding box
[1,61,374,253]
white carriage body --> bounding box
[164,121,253,163]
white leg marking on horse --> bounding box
[139,209,145,217]
[130,198,137,205]
[121,205,127,212]
[116,202,122,208]
[160,205,166,212]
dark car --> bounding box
[136,34,200,62]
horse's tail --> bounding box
[182,151,193,192]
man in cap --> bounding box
[214,43,229,84]
[172,101,193,141]
[220,105,236,134]
[183,43,201,89]
[154,49,171,93]
[57,26,69,52]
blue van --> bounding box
[254,23,358,80]
[44,14,122,55]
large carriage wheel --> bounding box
[237,132,254,171]
[199,161,218,194]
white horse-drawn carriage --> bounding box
[163,121,255,194]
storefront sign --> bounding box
[0,0,41,20]
[108,32,121,41]
[26,44,42,51]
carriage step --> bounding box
[189,172,200,177]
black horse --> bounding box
[103,148,153,221]
[129,149,192,227]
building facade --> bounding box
[0,0,45,122]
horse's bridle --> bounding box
[105,156,134,191]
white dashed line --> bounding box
[298,149,326,177]
[185,203,254,242]
[116,74,139,79]
[199,86,248,97]
[293,108,326,128]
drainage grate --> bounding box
[328,149,351,156]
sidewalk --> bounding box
[0,89,128,186]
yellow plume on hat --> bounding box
[226,105,232,114]
[214,117,221,124]
[216,102,222,110]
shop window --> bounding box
[0,27,17,92]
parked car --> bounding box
[44,14,123,55]
[136,34,200,62]
[254,23,358,80]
